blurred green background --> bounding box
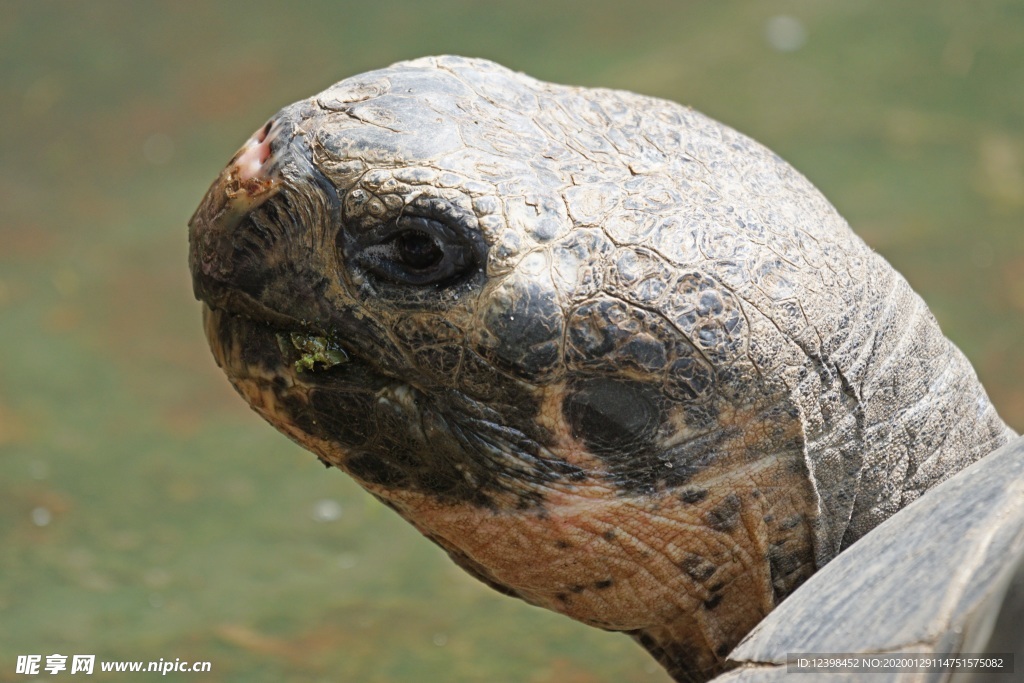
[2,1,1023,681]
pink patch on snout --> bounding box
[234,121,275,182]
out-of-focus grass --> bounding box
[1,1,1022,681]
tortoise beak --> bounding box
[188,97,328,311]
[187,108,357,345]
[187,118,290,308]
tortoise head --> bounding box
[189,56,972,681]
[189,57,767,503]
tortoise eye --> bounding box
[395,230,444,270]
[354,216,475,287]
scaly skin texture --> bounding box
[188,56,1014,682]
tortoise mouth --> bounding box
[200,289,310,336]
[201,302,365,387]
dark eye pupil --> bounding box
[396,231,443,269]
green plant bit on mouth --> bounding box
[286,333,349,372]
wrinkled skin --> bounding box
[188,56,1014,682]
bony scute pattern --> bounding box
[188,56,1014,682]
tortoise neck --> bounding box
[797,262,1015,564]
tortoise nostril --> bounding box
[256,120,273,143]
[235,121,276,182]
